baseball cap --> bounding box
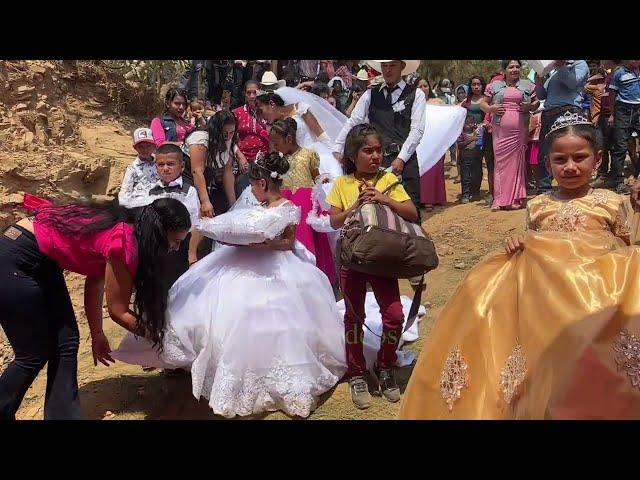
[133,127,155,146]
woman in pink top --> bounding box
[480,60,539,211]
[0,196,191,419]
[149,88,195,146]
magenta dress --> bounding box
[485,83,535,209]
[420,156,447,205]
[281,187,336,284]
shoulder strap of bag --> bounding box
[381,180,401,195]
[338,275,424,338]
[403,277,424,333]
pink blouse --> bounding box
[33,214,138,278]
[150,116,194,147]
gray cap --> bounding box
[440,78,452,93]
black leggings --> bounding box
[0,225,82,420]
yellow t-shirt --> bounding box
[325,172,411,211]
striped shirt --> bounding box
[609,66,640,105]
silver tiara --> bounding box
[547,111,592,136]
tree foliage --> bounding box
[419,60,502,88]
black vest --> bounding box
[149,175,193,196]
[368,83,417,150]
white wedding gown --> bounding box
[113,195,427,419]
[116,201,347,418]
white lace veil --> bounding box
[275,86,347,141]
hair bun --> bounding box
[264,152,290,176]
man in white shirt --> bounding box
[332,60,426,217]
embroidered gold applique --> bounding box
[612,210,631,238]
[613,330,640,389]
[546,202,587,232]
[538,192,553,209]
[591,189,609,207]
[499,344,527,404]
[440,346,469,411]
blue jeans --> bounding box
[611,102,640,182]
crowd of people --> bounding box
[1,58,640,420]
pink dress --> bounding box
[281,188,336,284]
[420,156,447,205]
[485,83,535,208]
[528,112,542,166]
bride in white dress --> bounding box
[115,153,347,418]
[257,86,346,181]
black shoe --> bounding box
[460,195,470,204]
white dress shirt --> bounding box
[123,175,201,228]
[153,177,201,228]
[333,79,426,163]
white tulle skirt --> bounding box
[113,231,427,419]
[116,243,347,418]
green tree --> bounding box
[419,60,501,89]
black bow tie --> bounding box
[149,184,182,195]
[385,85,400,95]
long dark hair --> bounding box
[163,87,188,116]
[35,197,191,347]
[133,198,191,347]
[205,110,238,170]
[343,124,382,175]
[417,77,436,99]
[466,75,486,101]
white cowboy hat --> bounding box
[355,69,369,82]
[368,60,421,76]
[259,71,286,91]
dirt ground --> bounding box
[0,61,528,420]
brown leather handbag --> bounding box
[336,176,439,334]
[337,179,439,279]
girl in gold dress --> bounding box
[399,112,640,419]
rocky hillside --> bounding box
[0,60,160,374]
